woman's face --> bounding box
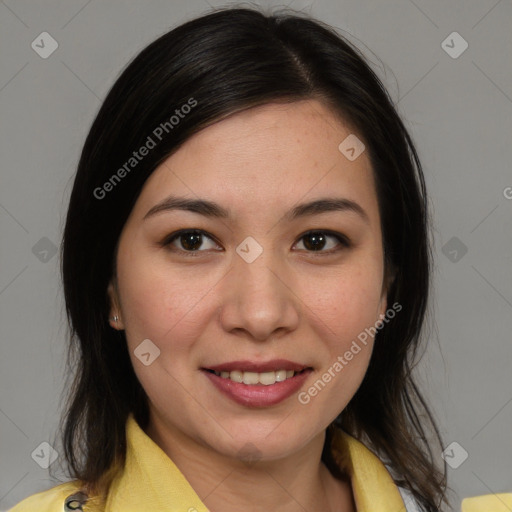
[109,99,388,460]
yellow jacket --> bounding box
[8,414,511,511]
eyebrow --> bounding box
[143,194,370,224]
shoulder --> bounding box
[461,493,512,512]
[7,481,84,512]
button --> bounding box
[65,491,89,511]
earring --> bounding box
[110,315,119,323]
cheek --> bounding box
[299,269,382,417]
[116,249,209,350]
[306,263,384,342]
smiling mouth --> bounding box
[202,368,310,386]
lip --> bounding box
[202,367,313,408]
[204,359,308,373]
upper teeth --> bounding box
[213,370,296,385]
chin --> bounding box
[211,424,314,462]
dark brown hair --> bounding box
[58,5,449,511]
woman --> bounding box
[10,6,454,512]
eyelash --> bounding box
[161,229,351,258]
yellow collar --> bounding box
[104,414,406,511]
[329,427,407,511]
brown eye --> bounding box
[161,228,350,258]
[295,230,350,254]
[163,229,220,255]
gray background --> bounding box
[1,1,511,510]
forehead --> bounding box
[131,99,378,223]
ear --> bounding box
[377,289,388,324]
[107,280,124,330]
[377,264,397,323]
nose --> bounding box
[218,248,301,342]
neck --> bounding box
[145,419,355,512]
